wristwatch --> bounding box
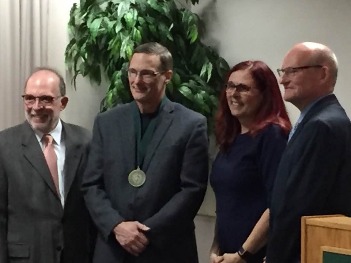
[237,246,254,261]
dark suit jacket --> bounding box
[266,94,351,263]
[0,121,95,263]
[82,99,209,263]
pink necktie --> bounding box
[43,134,59,195]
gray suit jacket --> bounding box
[0,121,95,263]
[82,99,209,263]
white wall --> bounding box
[193,0,351,125]
[46,0,107,130]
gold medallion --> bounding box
[128,167,146,187]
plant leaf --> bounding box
[124,10,136,29]
[188,24,198,43]
[115,21,123,34]
[118,1,130,17]
[89,17,103,39]
[205,62,213,82]
[194,93,210,113]
[65,0,230,127]
[179,85,193,101]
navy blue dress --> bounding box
[210,124,287,262]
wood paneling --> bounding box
[301,215,351,263]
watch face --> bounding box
[238,247,245,256]
[238,247,254,260]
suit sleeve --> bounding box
[81,116,125,240]
[143,116,209,245]
[0,152,8,263]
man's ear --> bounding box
[164,70,173,83]
[320,66,328,81]
[60,96,69,110]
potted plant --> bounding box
[65,0,229,127]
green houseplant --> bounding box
[65,0,230,127]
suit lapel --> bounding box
[117,103,136,171]
[287,94,337,147]
[63,123,83,200]
[21,122,60,199]
[142,99,174,171]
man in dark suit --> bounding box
[266,42,351,263]
[0,67,95,263]
[82,42,209,263]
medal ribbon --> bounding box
[132,97,166,169]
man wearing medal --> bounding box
[82,42,209,263]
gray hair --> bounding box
[132,42,173,72]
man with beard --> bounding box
[0,67,95,263]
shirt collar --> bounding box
[34,120,63,145]
[297,93,332,123]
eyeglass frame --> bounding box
[127,68,165,81]
[225,82,252,94]
[276,65,323,77]
[22,94,62,106]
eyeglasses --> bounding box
[225,83,251,94]
[277,65,323,77]
[127,68,163,82]
[22,95,61,106]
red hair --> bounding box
[215,60,291,152]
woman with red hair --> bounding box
[209,61,291,263]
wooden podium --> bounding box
[301,215,351,263]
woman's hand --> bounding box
[210,252,224,263]
[221,253,246,263]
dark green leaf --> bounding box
[206,62,213,82]
[111,0,123,4]
[88,17,103,39]
[124,8,138,29]
[188,24,198,43]
[115,21,123,34]
[131,28,142,43]
[117,1,130,17]
[194,93,211,113]
[179,85,193,100]
[148,0,163,13]
[166,81,174,95]
[199,62,207,79]
[172,72,181,87]
[103,17,116,31]
[65,0,230,127]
